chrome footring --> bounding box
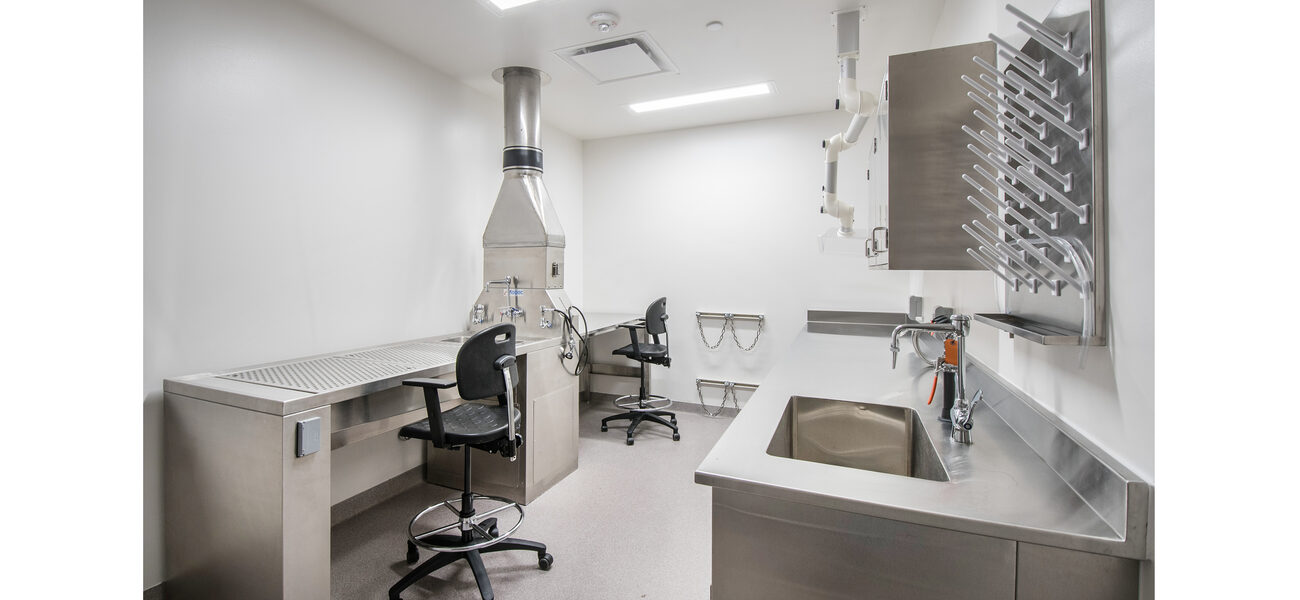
[407,493,525,553]
[613,393,672,411]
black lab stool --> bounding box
[389,323,552,600]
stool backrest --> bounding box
[645,297,669,342]
[456,323,518,401]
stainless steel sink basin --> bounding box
[766,396,949,482]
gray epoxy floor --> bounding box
[332,398,736,599]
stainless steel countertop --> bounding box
[576,312,642,336]
[695,327,1150,559]
[164,331,565,416]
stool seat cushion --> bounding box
[401,401,521,446]
[613,343,668,359]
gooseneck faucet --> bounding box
[484,276,525,323]
[889,314,983,444]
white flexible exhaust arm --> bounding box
[821,11,878,235]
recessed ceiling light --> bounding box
[628,82,774,113]
[706,21,724,31]
[486,0,543,11]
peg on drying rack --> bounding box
[973,109,1058,163]
[963,77,1048,140]
[1016,22,1087,75]
[975,246,1034,290]
[1005,4,1071,52]
[966,248,1023,291]
[976,245,1041,294]
[998,50,1059,98]
[970,125,1072,191]
[1013,90,1088,151]
[1013,162,1089,224]
[965,182,1072,258]
[963,226,1040,293]
[974,56,1070,120]
[978,70,1070,127]
[974,124,1072,191]
[965,87,1046,141]
[965,164,1055,226]
[1014,237,1085,294]
[967,220,1056,293]
[990,33,1044,75]
[967,165,1060,229]
[968,139,1086,225]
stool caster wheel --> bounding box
[405,541,418,565]
[538,553,554,571]
[601,425,607,432]
[670,417,678,426]
[673,433,681,441]
[626,437,634,446]
[489,525,499,538]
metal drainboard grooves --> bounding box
[339,342,460,367]
[218,356,416,393]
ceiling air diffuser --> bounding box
[554,32,677,85]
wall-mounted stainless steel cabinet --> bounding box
[867,41,995,270]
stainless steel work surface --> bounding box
[694,327,1149,559]
[577,312,642,336]
[164,331,562,416]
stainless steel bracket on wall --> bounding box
[695,378,759,418]
[962,0,1107,346]
[695,311,766,351]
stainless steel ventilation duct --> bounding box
[470,67,571,334]
[484,66,565,249]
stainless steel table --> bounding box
[163,331,569,600]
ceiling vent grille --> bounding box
[554,32,677,85]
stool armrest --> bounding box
[404,378,456,389]
[619,322,646,354]
[403,378,454,447]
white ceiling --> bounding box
[297,0,949,140]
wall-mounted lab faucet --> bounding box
[889,314,983,443]
[484,276,525,323]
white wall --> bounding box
[584,0,1153,482]
[583,111,914,412]
[143,0,583,589]
[922,0,1155,485]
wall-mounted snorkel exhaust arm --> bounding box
[821,9,878,234]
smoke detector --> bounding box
[589,12,619,32]
[554,32,677,85]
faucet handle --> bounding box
[970,389,984,409]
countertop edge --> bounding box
[163,333,566,416]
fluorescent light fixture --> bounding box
[629,82,774,113]
[487,0,543,10]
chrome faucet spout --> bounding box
[888,322,959,370]
[483,276,515,293]
[888,315,981,444]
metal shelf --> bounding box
[974,313,1105,346]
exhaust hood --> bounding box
[484,66,565,249]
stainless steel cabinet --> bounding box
[710,489,1141,599]
[867,41,995,270]
[711,489,1016,599]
